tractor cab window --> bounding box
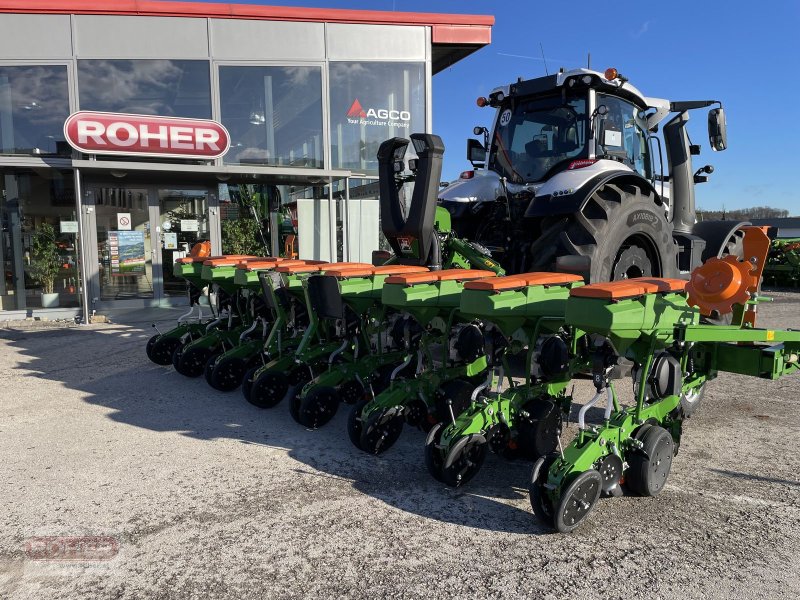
[596,94,651,179]
[490,95,587,184]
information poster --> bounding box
[109,230,146,277]
[163,232,178,250]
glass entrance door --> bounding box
[85,183,213,306]
[156,188,210,297]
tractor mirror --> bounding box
[467,138,486,166]
[708,107,727,151]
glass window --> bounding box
[77,60,211,119]
[1,169,82,310]
[490,94,587,184]
[329,62,425,174]
[596,93,651,178]
[0,65,71,157]
[219,66,323,168]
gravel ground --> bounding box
[1,293,799,599]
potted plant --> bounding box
[30,222,62,308]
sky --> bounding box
[181,0,799,214]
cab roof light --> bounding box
[476,96,488,107]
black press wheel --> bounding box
[625,424,674,496]
[248,370,289,409]
[529,452,559,529]
[171,342,185,371]
[554,469,603,533]
[517,397,563,460]
[347,399,370,451]
[177,346,213,378]
[359,408,404,455]
[423,423,446,482]
[147,335,182,366]
[210,357,247,392]
[146,334,159,362]
[296,386,340,429]
[241,365,260,402]
[441,433,488,488]
[204,352,221,385]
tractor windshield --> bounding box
[489,95,587,184]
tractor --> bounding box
[439,66,742,286]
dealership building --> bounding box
[0,0,492,320]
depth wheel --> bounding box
[441,433,488,488]
[210,357,247,392]
[204,352,221,385]
[338,379,365,405]
[177,346,212,378]
[554,469,603,533]
[146,334,159,362]
[347,399,369,451]
[529,452,559,529]
[360,408,404,455]
[248,370,289,409]
[679,383,706,418]
[241,365,260,402]
[296,386,340,428]
[625,425,674,496]
[147,336,180,366]
[517,397,563,460]
[423,423,446,482]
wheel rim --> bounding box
[298,387,339,428]
[555,470,602,533]
[212,358,245,392]
[441,434,487,487]
[249,372,289,408]
[360,409,404,455]
[647,432,674,494]
[347,399,370,450]
[180,347,211,378]
[612,239,655,280]
[338,379,365,405]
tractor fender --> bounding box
[691,220,751,262]
[524,169,660,218]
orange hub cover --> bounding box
[686,255,755,315]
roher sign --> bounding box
[64,111,231,159]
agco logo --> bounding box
[346,99,411,127]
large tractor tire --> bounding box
[539,183,678,282]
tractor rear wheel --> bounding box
[536,183,678,282]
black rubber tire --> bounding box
[248,370,289,409]
[424,423,446,482]
[625,425,674,496]
[147,336,181,366]
[177,346,212,378]
[204,352,220,385]
[536,183,678,282]
[171,343,185,371]
[679,383,706,418]
[529,452,559,529]
[295,386,340,429]
[241,365,260,402]
[517,397,563,460]
[554,469,603,533]
[359,408,404,455]
[441,434,488,488]
[347,399,370,451]
[210,357,247,392]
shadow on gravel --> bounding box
[1,325,557,535]
[710,468,800,488]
